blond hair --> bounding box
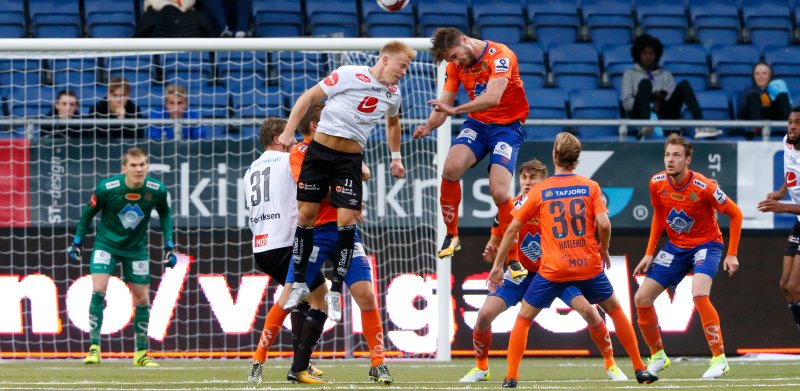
[380,40,417,60]
[123,147,148,165]
[165,84,187,99]
[519,159,548,179]
[553,132,581,169]
[664,133,693,157]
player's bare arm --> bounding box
[385,113,405,178]
[767,183,788,200]
[430,77,509,116]
[758,199,800,214]
[596,212,612,269]
[414,90,456,139]
[483,235,501,263]
[279,85,327,149]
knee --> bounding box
[442,164,462,181]
[637,78,653,93]
[633,291,654,307]
[475,312,493,330]
[676,80,693,92]
[788,280,800,297]
[490,186,510,204]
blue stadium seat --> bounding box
[548,43,600,93]
[215,51,269,90]
[527,0,579,48]
[689,2,740,50]
[0,0,26,38]
[305,0,358,37]
[509,43,546,89]
[8,86,56,119]
[0,59,42,90]
[84,0,135,38]
[361,0,414,38]
[417,1,469,37]
[192,86,230,118]
[105,55,156,92]
[234,87,285,138]
[29,0,81,38]
[742,0,792,53]
[764,46,800,95]
[662,44,709,91]
[526,88,567,139]
[602,44,633,93]
[160,52,213,91]
[569,89,620,139]
[711,45,760,97]
[253,0,304,37]
[473,2,525,43]
[689,89,730,120]
[636,2,688,45]
[582,0,634,49]
[51,58,98,89]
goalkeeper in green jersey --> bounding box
[67,147,177,367]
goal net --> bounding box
[0,38,450,361]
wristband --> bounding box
[391,151,401,160]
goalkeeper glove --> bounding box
[163,240,177,268]
[67,238,82,262]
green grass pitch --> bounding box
[1,357,799,390]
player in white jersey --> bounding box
[277,41,416,321]
[245,117,330,385]
[759,107,800,331]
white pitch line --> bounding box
[2,385,800,391]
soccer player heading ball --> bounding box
[67,147,176,367]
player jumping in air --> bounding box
[460,159,629,383]
[414,27,529,261]
[68,147,176,367]
[633,134,742,379]
[490,133,657,388]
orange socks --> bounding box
[361,309,385,366]
[440,178,461,236]
[588,321,615,370]
[253,304,290,363]
[496,198,514,235]
[693,296,725,357]
[607,306,646,371]
[636,305,664,354]
[473,327,492,371]
[507,316,532,380]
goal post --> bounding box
[0,38,453,361]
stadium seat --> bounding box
[29,0,81,38]
[662,44,709,91]
[569,89,621,139]
[417,1,469,37]
[764,46,800,95]
[0,0,26,38]
[253,0,304,37]
[234,87,285,138]
[361,0,414,38]
[689,2,740,50]
[741,0,792,53]
[711,45,760,97]
[305,0,359,37]
[215,51,269,90]
[509,43,546,89]
[50,58,98,90]
[582,0,634,49]
[473,2,525,43]
[527,0,580,48]
[192,86,230,118]
[690,89,730,120]
[160,52,213,91]
[636,2,688,45]
[84,0,135,38]
[105,55,155,89]
[0,59,42,91]
[548,43,600,93]
[602,44,633,93]
[526,88,567,139]
[8,86,56,120]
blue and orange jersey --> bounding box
[512,174,608,282]
[443,41,529,125]
[646,170,729,253]
[492,195,542,272]
[290,137,337,227]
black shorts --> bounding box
[297,140,363,210]
[784,222,800,256]
[253,247,326,290]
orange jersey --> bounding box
[492,195,542,272]
[648,170,727,250]
[513,174,608,282]
[290,138,337,227]
[443,41,529,124]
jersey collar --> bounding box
[668,170,693,191]
[469,41,490,68]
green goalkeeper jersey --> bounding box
[75,174,173,259]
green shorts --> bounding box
[89,247,150,285]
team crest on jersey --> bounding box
[105,180,120,189]
[119,203,145,230]
[145,193,153,201]
[689,192,698,203]
[667,208,695,234]
[652,173,666,182]
[520,232,542,262]
[692,178,707,190]
[494,58,510,73]
[146,181,160,190]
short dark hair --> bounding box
[259,117,286,149]
[792,106,800,113]
[56,89,78,101]
[431,27,465,63]
[631,34,663,66]
[297,101,325,137]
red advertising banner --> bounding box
[0,139,29,227]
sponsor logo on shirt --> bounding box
[693,248,707,267]
[254,234,268,248]
[356,73,371,83]
[356,96,379,113]
[692,178,707,190]
[493,141,513,163]
[388,85,398,93]
[125,193,141,201]
[119,203,145,230]
[494,58,509,73]
[298,144,308,152]
[146,181,160,190]
[652,173,666,182]
[654,250,674,267]
[132,260,149,276]
[713,187,727,204]
[457,128,478,142]
[324,72,339,86]
[94,250,111,265]
[787,171,797,187]
[670,193,685,201]
[105,180,120,189]
[89,194,97,207]
[542,185,589,201]
[298,182,320,191]
[488,47,497,55]
[667,208,695,234]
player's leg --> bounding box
[689,242,729,379]
[786,255,800,329]
[486,122,524,256]
[84,249,117,364]
[564,289,624,381]
[122,257,158,367]
[287,272,330,384]
[439,120,484,258]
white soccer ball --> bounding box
[377,0,410,12]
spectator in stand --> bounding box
[621,34,721,139]
[739,62,792,139]
[135,0,216,38]
[146,84,207,140]
[90,77,142,139]
[40,89,83,138]
[200,0,252,37]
